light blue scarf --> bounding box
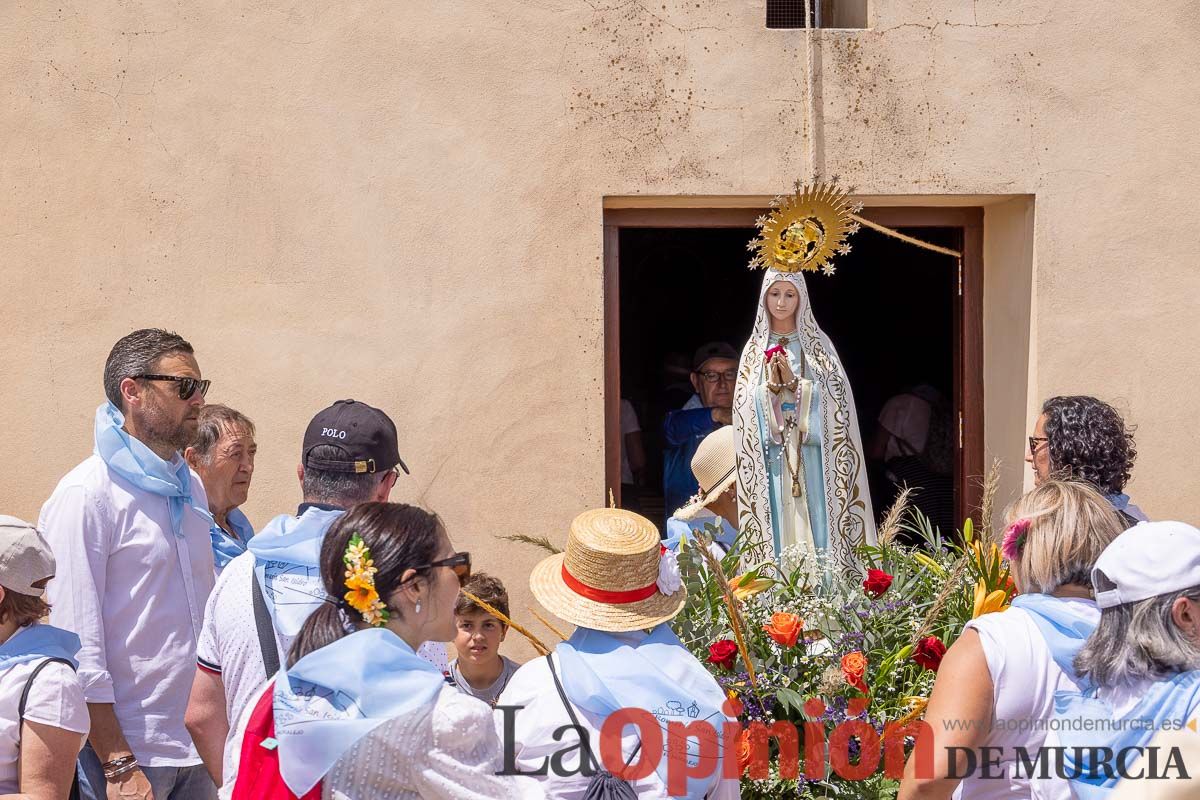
[557,624,731,799]
[1106,493,1149,523]
[1054,671,1200,797]
[1009,593,1099,677]
[246,508,344,643]
[93,402,196,538]
[273,628,445,796]
[0,623,81,672]
[201,507,255,573]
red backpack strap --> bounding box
[231,681,322,800]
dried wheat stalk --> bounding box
[527,606,569,641]
[878,486,914,547]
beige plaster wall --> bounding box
[2,1,1198,652]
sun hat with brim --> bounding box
[0,515,55,597]
[675,425,738,521]
[1093,521,1200,609]
[531,508,686,633]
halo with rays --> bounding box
[748,179,863,275]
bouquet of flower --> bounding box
[672,485,1016,799]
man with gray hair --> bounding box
[185,405,257,575]
[40,328,216,800]
[1053,521,1200,796]
[184,400,414,787]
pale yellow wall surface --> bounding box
[2,1,1199,655]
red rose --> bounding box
[913,636,947,672]
[707,639,739,671]
[863,569,894,598]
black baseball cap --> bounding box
[692,341,739,371]
[301,400,409,475]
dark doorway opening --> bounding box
[613,218,964,536]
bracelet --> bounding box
[102,755,138,780]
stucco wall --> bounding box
[2,1,1198,649]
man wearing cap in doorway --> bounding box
[185,400,431,788]
[662,342,740,520]
[664,426,740,559]
[1050,521,1200,798]
[500,507,740,798]
[0,515,89,798]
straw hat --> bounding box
[675,426,738,521]
[530,508,686,633]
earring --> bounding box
[415,601,421,615]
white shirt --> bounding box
[956,601,1099,800]
[496,653,740,799]
[196,551,279,784]
[198,549,452,784]
[0,624,90,793]
[39,454,216,766]
[221,681,542,799]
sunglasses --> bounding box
[412,551,472,585]
[1028,436,1049,456]
[134,374,211,401]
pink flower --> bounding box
[764,345,785,361]
[1001,518,1031,562]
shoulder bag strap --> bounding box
[251,570,281,676]
[18,657,81,800]
[545,655,643,770]
[18,656,77,721]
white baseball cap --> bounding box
[0,515,56,597]
[1092,521,1200,609]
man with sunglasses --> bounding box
[39,329,218,800]
[184,400,439,790]
[661,341,740,523]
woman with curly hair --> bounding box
[1026,395,1147,524]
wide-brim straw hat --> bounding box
[531,508,686,633]
[675,425,738,521]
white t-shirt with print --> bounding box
[0,624,90,793]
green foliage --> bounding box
[670,509,1009,798]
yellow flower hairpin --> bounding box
[343,533,388,626]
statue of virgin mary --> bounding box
[733,269,877,570]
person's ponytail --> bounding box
[287,502,443,667]
[287,601,347,667]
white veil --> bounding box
[733,270,877,571]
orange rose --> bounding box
[841,650,869,693]
[735,729,753,775]
[762,612,803,648]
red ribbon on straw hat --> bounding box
[560,546,667,604]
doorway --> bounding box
[603,204,984,535]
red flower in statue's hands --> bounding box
[863,569,894,598]
[913,636,948,672]
[708,639,739,670]
[763,345,785,362]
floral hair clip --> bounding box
[1001,518,1032,563]
[343,533,389,626]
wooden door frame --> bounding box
[603,204,985,525]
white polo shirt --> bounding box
[0,624,90,793]
[39,454,215,766]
